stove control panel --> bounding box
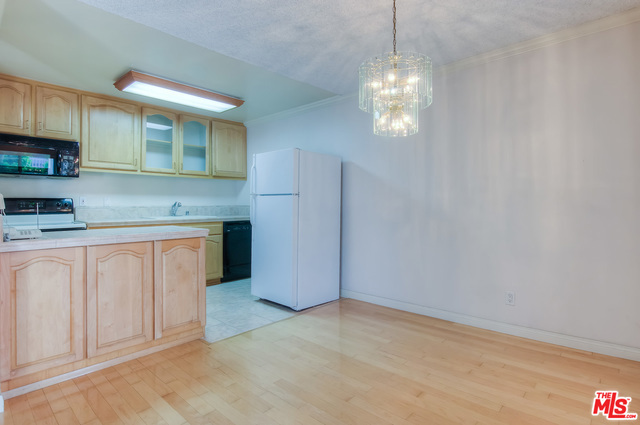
[4,198,74,215]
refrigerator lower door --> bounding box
[251,194,299,309]
[295,150,342,310]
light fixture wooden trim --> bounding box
[114,70,244,110]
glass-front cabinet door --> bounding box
[142,108,178,173]
[179,115,209,176]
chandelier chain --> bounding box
[392,0,397,54]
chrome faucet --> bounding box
[170,201,182,216]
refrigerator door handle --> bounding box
[250,194,256,225]
[250,156,257,196]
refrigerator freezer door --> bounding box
[250,194,299,309]
[254,148,299,195]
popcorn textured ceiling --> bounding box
[76,0,640,95]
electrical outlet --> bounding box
[505,291,516,306]
[79,197,87,206]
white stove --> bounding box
[3,197,87,232]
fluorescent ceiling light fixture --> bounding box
[114,70,244,113]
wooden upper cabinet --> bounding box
[142,107,178,174]
[0,77,32,135]
[0,77,78,140]
[81,94,141,171]
[154,238,205,339]
[179,114,209,176]
[0,73,247,180]
[35,86,79,140]
[0,247,85,381]
[86,242,153,357]
[212,121,247,179]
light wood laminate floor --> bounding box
[1,298,638,424]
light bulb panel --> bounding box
[114,70,244,113]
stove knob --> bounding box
[56,202,62,208]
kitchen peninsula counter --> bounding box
[0,225,209,253]
[80,214,250,285]
[0,225,208,398]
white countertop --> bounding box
[0,225,210,253]
[84,215,250,228]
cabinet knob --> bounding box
[25,120,30,129]
[38,122,43,131]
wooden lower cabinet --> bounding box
[206,234,223,281]
[0,235,206,393]
[86,242,154,357]
[180,222,223,283]
[154,238,206,339]
[86,222,224,283]
[0,247,85,381]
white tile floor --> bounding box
[204,278,298,343]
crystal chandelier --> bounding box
[359,0,432,137]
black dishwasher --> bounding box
[221,221,252,282]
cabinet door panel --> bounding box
[180,115,209,176]
[142,108,178,174]
[36,86,79,140]
[212,122,246,178]
[87,242,153,357]
[81,95,141,171]
[0,78,31,135]
[176,222,222,282]
[206,234,223,280]
[0,248,84,381]
[154,238,205,339]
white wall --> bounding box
[246,18,640,358]
[0,171,247,207]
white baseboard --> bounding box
[341,290,640,362]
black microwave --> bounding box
[0,133,79,178]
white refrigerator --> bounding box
[250,148,341,311]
